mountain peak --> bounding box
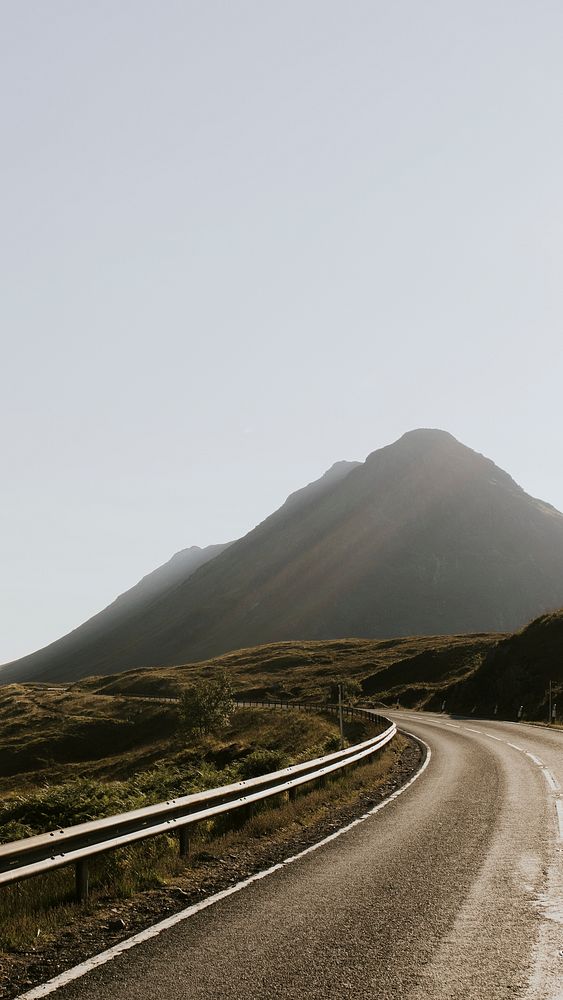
[397,427,459,445]
[365,427,471,471]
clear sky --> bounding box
[2,1,562,663]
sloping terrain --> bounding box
[443,608,563,719]
[0,460,358,683]
[0,685,339,795]
[82,607,563,722]
[80,632,498,708]
[4,429,563,684]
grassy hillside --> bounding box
[443,609,563,720]
[0,685,341,806]
[0,685,405,973]
[78,631,498,707]
[78,609,563,722]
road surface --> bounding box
[19,713,563,1000]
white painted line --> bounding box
[15,736,432,1000]
[525,751,545,767]
[506,742,524,752]
[444,723,461,729]
[556,800,563,842]
[542,769,560,793]
[485,734,504,742]
[466,727,483,734]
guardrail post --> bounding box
[178,827,190,857]
[75,859,89,902]
[288,786,298,802]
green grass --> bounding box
[0,696,341,827]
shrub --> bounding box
[178,672,235,735]
[240,748,289,778]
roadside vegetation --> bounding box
[0,681,384,959]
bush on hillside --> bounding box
[178,672,235,735]
[240,748,289,778]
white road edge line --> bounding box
[15,732,431,1000]
[506,742,524,751]
[556,800,563,842]
[542,769,559,793]
[525,751,545,767]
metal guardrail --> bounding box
[0,702,395,902]
[235,698,388,728]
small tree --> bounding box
[178,672,235,735]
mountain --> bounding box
[0,542,232,684]
[4,429,563,685]
[0,460,359,683]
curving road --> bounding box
[19,713,563,1000]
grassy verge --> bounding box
[0,701,363,953]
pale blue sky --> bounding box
[2,1,563,662]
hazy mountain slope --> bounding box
[165,428,563,657]
[0,542,231,684]
[0,461,359,683]
[5,429,563,684]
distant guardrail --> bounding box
[0,702,395,903]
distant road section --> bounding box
[18,714,563,1000]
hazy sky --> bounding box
[2,1,563,663]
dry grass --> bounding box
[78,633,498,710]
[76,609,563,721]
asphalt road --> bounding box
[20,713,563,1000]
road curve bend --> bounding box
[17,713,563,1000]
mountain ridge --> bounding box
[3,429,563,684]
